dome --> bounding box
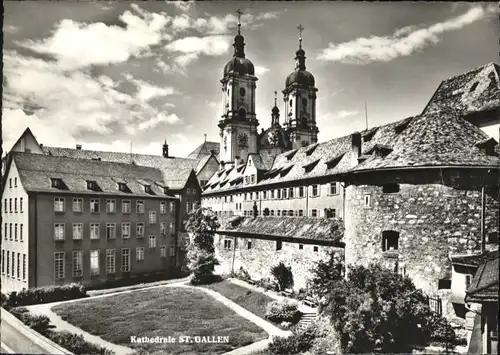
[285,69,315,88]
[224,56,255,76]
[258,125,290,150]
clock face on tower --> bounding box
[238,133,249,148]
[267,130,280,147]
[301,140,309,147]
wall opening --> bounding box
[223,239,232,250]
[382,230,399,251]
[383,184,400,193]
[276,240,282,251]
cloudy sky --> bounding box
[2,1,498,157]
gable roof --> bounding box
[465,253,499,303]
[41,146,198,190]
[423,63,500,118]
[195,154,218,174]
[187,141,220,160]
[11,152,177,198]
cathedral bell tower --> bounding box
[218,9,259,167]
[283,25,319,149]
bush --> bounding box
[1,284,88,310]
[47,330,113,355]
[88,270,187,291]
[271,262,294,291]
[10,307,54,335]
[268,325,318,354]
[265,300,301,324]
[427,313,458,351]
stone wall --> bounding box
[344,168,499,294]
[213,233,343,290]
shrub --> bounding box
[265,300,301,324]
[268,325,318,354]
[2,284,88,309]
[271,262,294,291]
[427,313,458,352]
[47,330,113,355]
[10,307,53,335]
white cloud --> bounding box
[138,113,181,130]
[255,66,270,76]
[171,1,195,13]
[16,6,171,70]
[132,79,177,102]
[317,5,495,64]
[166,35,231,55]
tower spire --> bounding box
[295,24,306,70]
[236,9,243,35]
[271,90,280,126]
[232,9,245,58]
[297,24,304,50]
[274,90,277,107]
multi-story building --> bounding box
[1,152,180,293]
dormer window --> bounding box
[118,183,128,192]
[325,154,345,170]
[303,159,320,173]
[469,82,479,92]
[51,178,63,189]
[144,185,152,194]
[305,144,318,156]
[163,187,169,195]
[474,137,498,157]
[284,149,298,160]
[363,127,378,142]
[87,180,98,191]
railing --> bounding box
[426,294,443,315]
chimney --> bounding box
[351,132,361,167]
[76,144,82,150]
[162,140,169,158]
[40,144,43,148]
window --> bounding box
[9,198,12,212]
[276,240,282,251]
[144,185,152,194]
[106,223,116,239]
[90,250,99,276]
[9,178,12,188]
[170,202,175,213]
[311,209,318,218]
[121,248,131,272]
[7,251,10,276]
[14,224,17,241]
[54,223,65,241]
[106,249,115,274]
[186,202,192,212]
[51,178,62,188]
[106,199,116,213]
[122,223,131,239]
[289,187,294,198]
[282,189,287,199]
[136,201,145,214]
[73,251,83,277]
[1,250,4,274]
[383,184,400,193]
[329,182,338,195]
[17,253,20,279]
[187,188,191,194]
[382,231,399,251]
[73,223,83,240]
[122,200,131,213]
[223,239,232,250]
[90,223,100,239]
[90,199,100,213]
[247,241,252,249]
[23,254,26,281]
[14,198,17,212]
[118,182,128,192]
[54,252,65,279]
[73,198,83,212]
[136,247,144,261]
[486,231,498,244]
[240,87,246,96]
[271,190,275,199]
[160,222,167,235]
[299,209,304,217]
[136,223,144,238]
[270,210,275,216]
[160,202,167,214]
[160,246,166,258]
[277,210,281,216]
[4,224,7,240]
[9,224,12,240]
[4,199,7,212]
[465,275,472,290]
[169,246,175,257]
[86,180,97,190]
[149,211,157,224]
[54,197,65,212]
[299,244,304,250]
[19,197,23,213]
[149,235,156,248]
[288,210,294,216]
[438,279,451,290]
[313,246,319,252]
[364,194,371,207]
[11,251,15,278]
[170,222,175,233]
[311,185,319,197]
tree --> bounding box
[184,205,220,285]
[307,249,344,301]
[271,262,294,291]
[320,264,457,353]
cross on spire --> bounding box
[297,24,304,49]
[274,90,277,107]
[204,133,207,142]
[236,9,243,34]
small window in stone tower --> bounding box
[383,184,400,193]
[240,87,246,96]
[364,194,371,207]
[238,108,246,119]
[487,231,498,244]
[382,231,399,251]
[302,98,307,107]
[289,99,293,107]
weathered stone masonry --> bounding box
[344,168,499,294]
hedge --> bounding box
[1,284,88,310]
[87,270,189,291]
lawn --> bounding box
[204,280,275,321]
[51,286,267,354]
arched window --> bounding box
[382,230,399,251]
[289,99,293,107]
[238,108,247,119]
[302,98,307,107]
[240,87,246,96]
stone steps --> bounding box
[297,312,317,330]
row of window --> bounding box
[53,247,175,279]
[1,250,27,281]
[3,197,24,213]
[4,223,24,242]
[222,239,320,252]
[54,222,175,241]
[7,177,18,188]
[207,183,340,204]
[185,202,198,213]
[216,208,336,218]
[53,198,175,215]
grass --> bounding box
[51,286,267,354]
[204,280,275,321]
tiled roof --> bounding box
[12,152,177,198]
[195,155,215,174]
[450,250,498,267]
[465,253,499,302]
[42,146,198,190]
[351,112,499,172]
[187,141,220,160]
[218,216,344,244]
[249,153,274,171]
[423,63,500,117]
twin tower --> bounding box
[218,15,319,167]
